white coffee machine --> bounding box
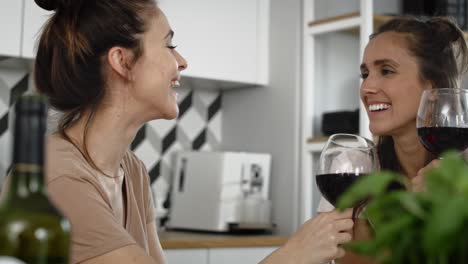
[167,151,273,232]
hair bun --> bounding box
[34,0,58,11]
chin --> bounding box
[369,125,387,137]
[161,107,179,120]
[146,106,179,121]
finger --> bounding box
[424,160,441,171]
[334,247,346,259]
[335,231,353,244]
[412,174,423,184]
[334,219,354,232]
[330,208,353,219]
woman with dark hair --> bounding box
[4,0,354,263]
[360,16,468,189]
[319,16,468,214]
[315,16,468,263]
[351,16,468,263]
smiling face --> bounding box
[360,32,431,137]
[129,8,187,120]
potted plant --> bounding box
[337,151,468,264]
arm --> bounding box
[81,245,160,264]
[260,209,354,264]
[147,221,167,264]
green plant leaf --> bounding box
[374,214,414,246]
[364,192,411,228]
[394,191,426,219]
[337,150,468,262]
[423,195,468,255]
[389,228,418,264]
[343,240,379,255]
[337,171,403,210]
[426,152,467,196]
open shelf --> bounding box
[306,137,328,153]
[308,12,392,27]
[308,12,468,38]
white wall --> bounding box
[222,0,303,235]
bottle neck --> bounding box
[8,164,45,198]
[8,102,47,198]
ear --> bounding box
[422,79,435,90]
[107,47,133,80]
[427,80,435,90]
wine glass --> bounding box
[417,88,468,156]
[315,134,378,264]
[316,133,379,207]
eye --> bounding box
[360,72,369,79]
[381,68,395,75]
[167,45,178,50]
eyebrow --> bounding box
[164,30,174,40]
[360,59,399,70]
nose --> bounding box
[175,50,188,71]
[360,75,379,95]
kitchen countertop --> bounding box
[158,231,289,249]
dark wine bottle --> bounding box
[0,95,70,263]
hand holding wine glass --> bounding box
[417,88,468,157]
[314,134,378,264]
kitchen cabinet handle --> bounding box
[178,158,187,192]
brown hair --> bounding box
[370,16,468,174]
[34,0,158,173]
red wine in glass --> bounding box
[417,88,468,156]
[315,134,379,207]
[316,172,365,206]
[418,127,468,156]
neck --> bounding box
[66,103,145,177]
[392,129,428,178]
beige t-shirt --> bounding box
[46,134,156,264]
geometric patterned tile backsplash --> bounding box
[132,87,222,223]
[0,64,222,225]
[0,65,29,182]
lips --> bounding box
[368,103,391,112]
[171,80,180,88]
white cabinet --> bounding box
[165,249,209,264]
[209,247,276,264]
[158,0,270,85]
[165,247,277,264]
[0,0,24,57]
[22,0,53,58]
[1,0,269,85]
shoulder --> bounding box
[122,150,146,174]
[122,150,151,189]
[45,133,95,183]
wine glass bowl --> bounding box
[417,88,468,156]
[315,134,378,206]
